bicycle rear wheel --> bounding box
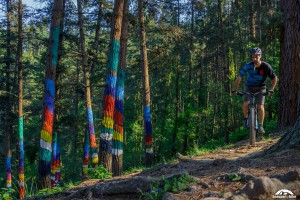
[249,106,256,145]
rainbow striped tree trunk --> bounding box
[82,127,90,180]
[5,0,12,195]
[112,0,129,176]
[112,69,124,176]
[138,0,153,166]
[51,133,57,187]
[51,133,61,187]
[99,0,124,172]
[17,0,25,198]
[77,0,98,180]
[38,0,64,189]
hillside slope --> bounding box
[26,131,300,200]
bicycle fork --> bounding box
[248,104,258,146]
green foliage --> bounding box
[227,173,242,182]
[37,187,64,196]
[139,173,195,200]
[87,165,112,179]
[228,48,237,80]
[0,188,15,200]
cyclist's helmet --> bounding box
[250,47,262,55]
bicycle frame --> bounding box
[238,91,267,146]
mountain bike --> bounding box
[237,91,268,146]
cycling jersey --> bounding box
[238,61,276,86]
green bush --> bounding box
[87,165,112,179]
[139,173,195,200]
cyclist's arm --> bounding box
[270,76,278,91]
[233,76,242,91]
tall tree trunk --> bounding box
[77,0,98,180]
[278,0,300,128]
[5,0,13,193]
[257,0,262,41]
[17,0,25,197]
[249,0,256,39]
[99,0,124,172]
[73,63,80,172]
[218,0,230,143]
[90,0,103,97]
[138,0,153,166]
[112,0,129,177]
[172,0,181,156]
[182,0,195,153]
[38,0,64,189]
[51,0,65,186]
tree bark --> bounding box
[90,0,103,97]
[138,0,153,166]
[17,0,25,197]
[51,0,65,187]
[182,0,195,153]
[5,0,13,192]
[249,0,256,39]
[278,0,300,128]
[112,0,129,177]
[77,0,98,180]
[38,0,64,189]
[256,0,262,41]
[99,0,124,172]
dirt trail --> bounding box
[28,132,300,199]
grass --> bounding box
[188,118,278,157]
[139,172,195,200]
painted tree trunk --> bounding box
[51,133,61,187]
[99,0,124,172]
[77,0,98,179]
[5,0,12,194]
[38,0,64,189]
[17,0,25,197]
[112,0,129,177]
[51,0,64,187]
[138,0,153,166]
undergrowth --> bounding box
[139,172,195,200]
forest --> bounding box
[0,0,299,199]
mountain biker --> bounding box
[232,47,278,134]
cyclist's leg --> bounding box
[243,101,249,118]
[243,86,251,118]
[257,104,265,124]
[257,87,266,134]
[256,87,266,124]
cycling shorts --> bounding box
[244,85,266,105]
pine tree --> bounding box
[38,0,64,189]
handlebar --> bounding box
[235,91,268,96]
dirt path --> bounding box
[28,133,300,199]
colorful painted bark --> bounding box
[17,0,25,196]
[6,156,11,188]
[112,68,125,175]
[51,133,61,187]
[82,128,90,180]
[38,0,64,188]
[138,0,153,166]
[19,118,25,197]
[99,0,124,173]
[77,0,98,180]
[100,39,121,171]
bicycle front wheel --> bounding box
[249,106,256,146]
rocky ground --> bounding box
[27,130,300,200]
